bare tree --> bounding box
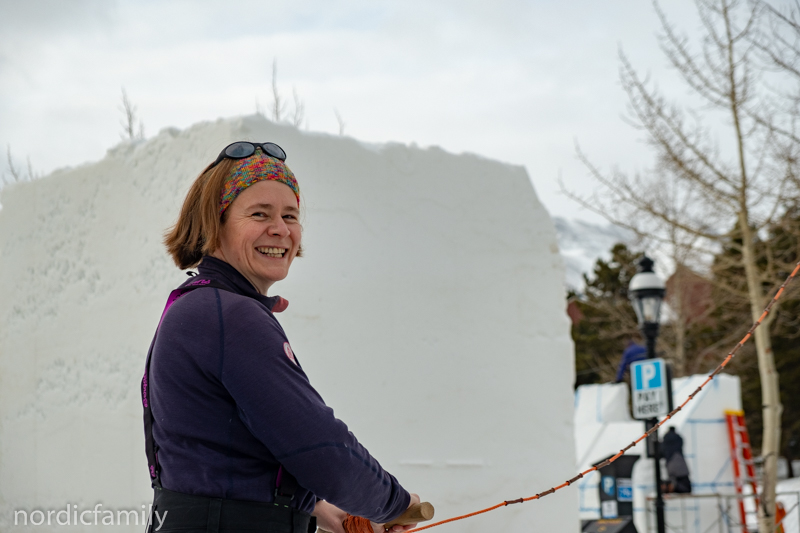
[270,59,287,123]
[334,108,346,136]
[3,145,38,185]
[26,156,37,180]
[752,1,800,192]
[261,59,306,128]
[5,145,22,183]
[292,87,305,128]
[563,2,799,529]
[119,88,145,141]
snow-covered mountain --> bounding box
[553,216,635,291]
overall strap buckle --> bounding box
[274,466,299,507]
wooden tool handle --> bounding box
[384,502,435,530]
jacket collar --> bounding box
[195,256,288,313]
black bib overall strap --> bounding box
[141,280,313,533]
[141,278,230,489]
[275,465,300,506]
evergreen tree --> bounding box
[570,243,641,386]
[710,207,800,463]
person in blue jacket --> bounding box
[615,338,647,382]
[143,141,420,533]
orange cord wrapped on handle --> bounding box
[318,503,435,533]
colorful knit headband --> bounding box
[218,149,300,216]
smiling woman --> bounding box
[212,181,302,294]
[144,142,421,533]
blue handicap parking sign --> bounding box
[617,478,633,502]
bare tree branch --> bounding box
[271,59,287,123]
[334,108,346,136]
[119,88,144,141]
[292,87,305,128]
[6,145,21,182]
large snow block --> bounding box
[0,115,576,532]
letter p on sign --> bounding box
[643,364,656,385]
[634,359,662,390]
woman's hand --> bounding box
[312,500,348,533]
[372,493,422,533]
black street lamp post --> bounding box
[628,255,667,533]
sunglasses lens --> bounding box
[261,143,287,161]
[225,142,256,159]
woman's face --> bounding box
[213,180,301,294]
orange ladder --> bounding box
[725,410,760,533]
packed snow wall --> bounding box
[574,374,743,533]
[0,115,577,532]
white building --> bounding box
[575,374,745,532]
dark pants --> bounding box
[673,476,692,494]
[148,488,315,533]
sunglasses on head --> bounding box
[209,141,287,169]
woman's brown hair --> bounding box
[164,159,237,269]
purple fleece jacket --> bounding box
[149,256,410,521]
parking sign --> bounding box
[602,476,616,497]
[630,358,668,419]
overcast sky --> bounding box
[0,0,708,222]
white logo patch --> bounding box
[283,342,297,366]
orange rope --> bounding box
[339,505,510,533]
[397,260,800,533]
[341,515,374,533]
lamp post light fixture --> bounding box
[628,255,667,533]
[628,255,666,359]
